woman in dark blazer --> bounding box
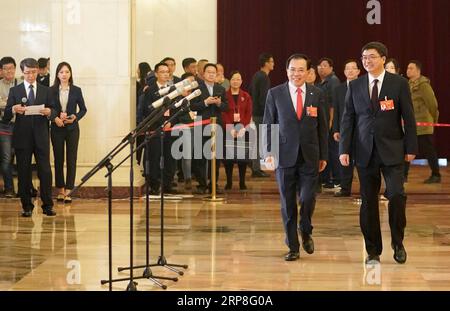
[222,71,253,190]
[50,62,87,203]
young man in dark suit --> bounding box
[331,59,361,197]
[3,58,56,217]
[249,53,274,178]
[263,54,328,261]
[137,62,178,195]
[37,57,50,87]
[339,42,418,264]
[190,63,228,194]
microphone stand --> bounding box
[151,101,190,275]
[67,96,174,291]
[116,128,178,288]
[117,99,190,278]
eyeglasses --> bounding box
[23,70,38,75]
[361,55,381,62]
[2,66,15,72]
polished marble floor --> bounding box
[0,166,449,291]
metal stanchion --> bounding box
[204,117,225,202]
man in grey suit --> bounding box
[339,42,418,264]
[263,54,328,261]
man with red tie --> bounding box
[263,54,328,261]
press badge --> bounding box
[233,113,241,122]
[380,97,395,111]
[307,106,318,117]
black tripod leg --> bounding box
[147,124,189,277]
[116,133,177,287]
[149,256,188,275]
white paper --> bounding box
[24,104,45,116]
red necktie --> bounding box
[296,87,303,120]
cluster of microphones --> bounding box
[149,78,202,110]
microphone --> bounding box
[183,80,199,92]
[149,86,184,109]
[156,79,191,96]
[21,97,27,106]
[173,89,202,108]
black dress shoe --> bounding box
[301,232,314,254]
[393,245,407,264]
[22,210,33,217]
[149,188,160,196]
[323,182,336,189]
[42,207,56,216]
[21,205,34,217]
[4,189,15,198]
[251,170,269,178]
[163,187,179,195]
[194,186,207,194]
[424,175,441,184]
[207,186,223,194]
[284,251,300,261]
[334,190,351,197]
[365,254,380,264]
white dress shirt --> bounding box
[59,85,70,112]
[23,80,37,101]
[368,70,386,97]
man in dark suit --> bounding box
[332,59,361,197]
[339,42,418,264]
[190,63,228,194]
[263,54,328,261]
[249,52,274,178]
[137,62,178,194]
[3,58,57,217]
[37,57,50,87]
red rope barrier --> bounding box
[163,119,211,132]
[416,122,450,127]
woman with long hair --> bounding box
[50,62,87,203]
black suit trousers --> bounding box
[276,151,318,252]
[339,156,354,192]
[144,133,174,191]
[51,127,80,190]
[357,145,406,256]
[16,143,53,211]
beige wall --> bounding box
[135,0,217,76]
[0,0,217,187]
